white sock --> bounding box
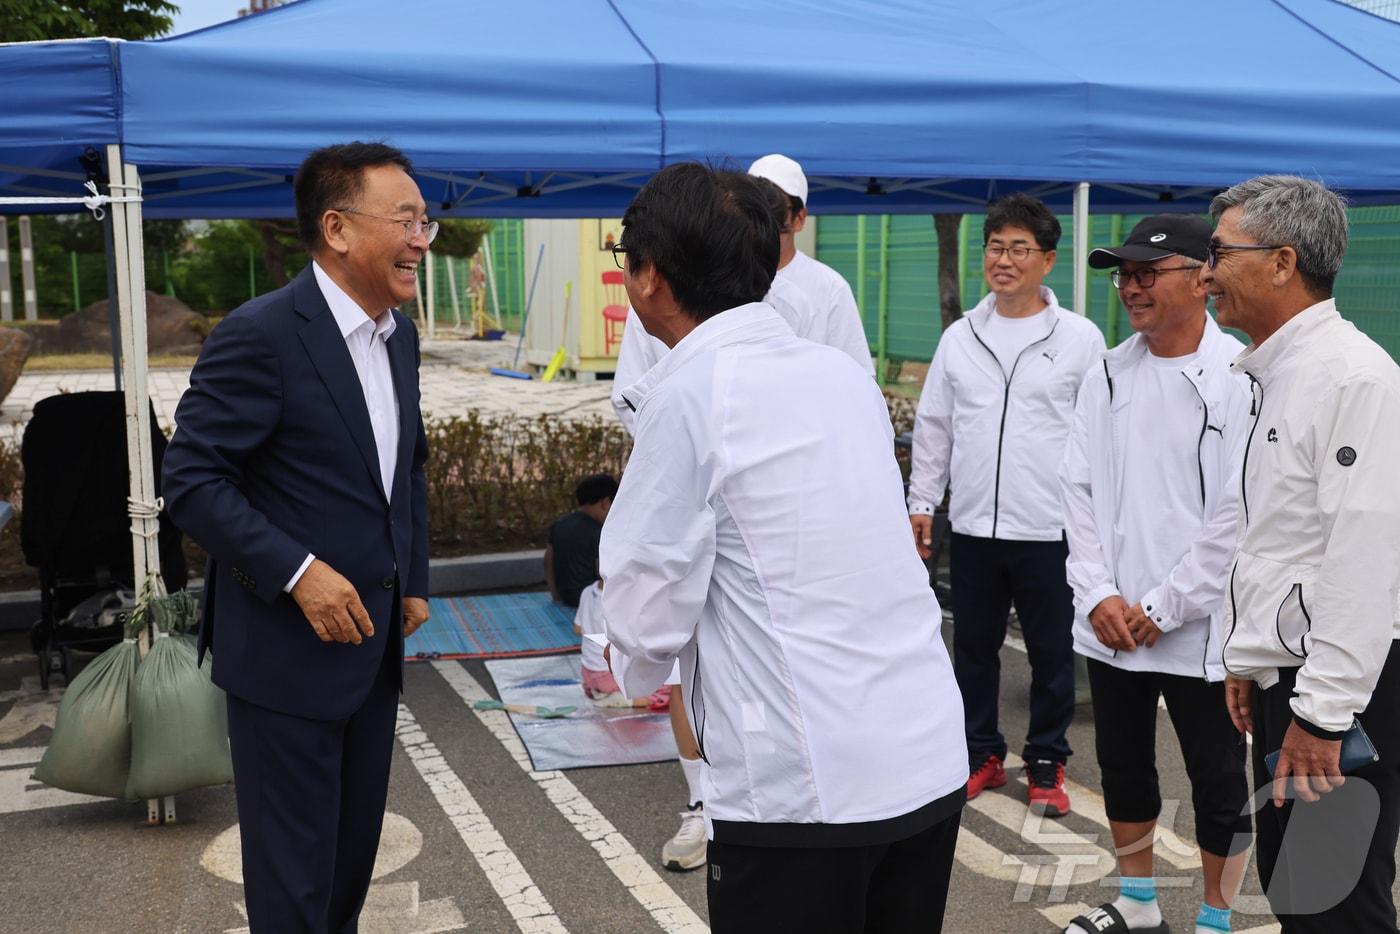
[1111,893,1162,929]
[679,755,703,807]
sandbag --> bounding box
[33,639,137,798]
[125,633,233,800]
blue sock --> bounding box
[1197,904,1231,932]
[1120,876,1156,903]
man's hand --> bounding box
[402,597,430,638]
[910,514,934,560]
[1225,675,1254,735]
[291,559,374,645]
[1089,595,1135,651]
[1124,602,1163,648]
[1273,721,1345,807]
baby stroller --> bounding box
[21,391,187,687]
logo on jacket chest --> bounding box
[1267,427,1278,443]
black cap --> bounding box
[1087,214,1212,268]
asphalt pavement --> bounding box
[0,617,1304,933]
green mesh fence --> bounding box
[817,206,1400,364]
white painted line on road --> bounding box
[965,787,1114,890]
[0,745,106,814]
[1005,754,1200,871]
[396,703,566,934]
[1040,901,1093,929]
[433,661,708,934]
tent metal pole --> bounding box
[0,216,11,321]
[1073,182,1089,315]
[106,143,170,824]
[482,235,503,329]
[856,216,868,328]
[18,216,37,320]
[1105,213,1124,344]
[877,215,890,386]
[103,210,123,389]
[425,250,436,341]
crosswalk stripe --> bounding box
[1004,754,1200,871]
[396,703,567,933]
[433,661,708,934]
[965,784,1115,889]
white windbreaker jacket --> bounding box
[1060,316,1250,680]
[1223,299,1400,735]
[908,288,1106,539]
[601,303,967,843]
[610,275,870,436]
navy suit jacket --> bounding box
[163,265,429,720]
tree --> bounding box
[432,219,494,259]
[0,0,177,42]
[933,214,965,331]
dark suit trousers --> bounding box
[226,641,399,934]
[1252,641,1400,932]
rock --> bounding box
[32,292,210,356]
[0,328,33,403]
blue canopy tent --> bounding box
[4,0,1400,219]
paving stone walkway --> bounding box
[0,337,618,433]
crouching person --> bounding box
[1059,216,1253,934]
[599,162,968,933]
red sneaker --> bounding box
[966,755,1008,800]
[1025,758,1071,817]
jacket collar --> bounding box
[619,302,791,412]
[965,285,1063,331]
[1231,299,1337,382]
[1104,312,1234,379]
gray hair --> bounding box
[1209,175,1348,296]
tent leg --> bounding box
[482,236,503,329]
[1072,182,1089,316]
[106,143,170,824]
[425,251,436,342]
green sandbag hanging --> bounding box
[125,632,233,800]
[33,639,138,799]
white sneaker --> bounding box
[660,804,706,871]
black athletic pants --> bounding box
[949,533,1075,766]
[705,809,962,933]
[1086,659,1251,857]
[1252,641,1400,932]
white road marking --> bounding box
[433,661,708,934]
[1005,754,1200,871]
[0,746,106,814]
[1040,901,1093,929]
[224,881,469,934]
[965,787,1114,891]
[396,703,566,934]
[200,813,423,885]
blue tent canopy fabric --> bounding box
[2,0,1400,217]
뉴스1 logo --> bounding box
[1338,446,1357,466]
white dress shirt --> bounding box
[284,263,401,591]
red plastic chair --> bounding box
[601,270,628,356]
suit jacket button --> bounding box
[381,576,395,590]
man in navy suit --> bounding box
[163,141,432,933]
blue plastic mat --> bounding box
[405,593,578,661]
[484,654,678,771]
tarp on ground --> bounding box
[3,0,1400,216]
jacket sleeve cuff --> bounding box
[1291,712,1349,741]
[1140,587,1182,633]
[1076,584,1120,619]
[908,502,935,516]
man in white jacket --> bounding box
[602,162,967,932]
[1206,176,1400,932]
[748,153,875,376]
[1060,216,1253,934]
[909,193,1105,818]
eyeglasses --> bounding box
[335,208,439,245]
[611,242,628,270]
[1110,266,1198,289]
[983,245,1048,262]
[1206,241,1282,269]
